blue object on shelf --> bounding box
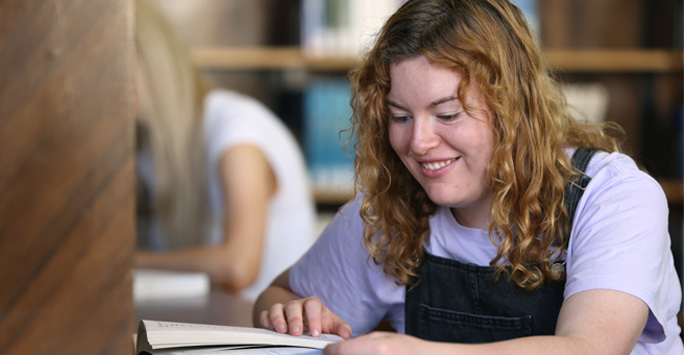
[303,79,356,188]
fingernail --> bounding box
[311,328,320,337]
[276,324,286,333]
[292,326,301,334]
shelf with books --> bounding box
[191,46,683,206]
[313,185,355,206]
[545,50,684,73]
[191,47,683,73]
[192,46,357,71]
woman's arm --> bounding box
[136,144,276,291]
[253,268,353,339]
[324,289,649,355]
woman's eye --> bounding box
[391,115,410,123]
[438,112,462,121]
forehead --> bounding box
[389,56,462,83]
[387,56,464,105]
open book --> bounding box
[136,320,344,355]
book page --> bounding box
[142,346,323,354]
[139,320,343,351]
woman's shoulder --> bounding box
[315,192,372,246]
[204,89,278,125]
[581,150,666,205]
[202,89,298,157]
[333,192,366,226]
[565,149,678,346]
[582,149,640,176]
[568,148,670,255]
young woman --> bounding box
[254,0,683,353]
[135,0,316,301]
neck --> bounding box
[450,204,492,231]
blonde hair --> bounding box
[135,0,211,249]
[349,0,624,290]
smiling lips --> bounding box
[421,158,455,171]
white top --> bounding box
[290,149,683,353]
[204,90,316,300]
[139,89,317,301]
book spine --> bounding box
[301,0,406,56]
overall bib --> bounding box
[405,148,596,343]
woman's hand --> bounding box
[259,296,352,340]
[323,332,427,355]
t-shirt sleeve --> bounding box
[565,153,679,344]
[204,91,269,163]
[290,194,402,337]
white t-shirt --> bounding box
[139,89,316,301]
[290,149,683,353]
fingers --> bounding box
[303,298,323,336]
[312,301,351,339]
[262,297,317,336]
[259,310,274,330]
[265,302,290,334]
[260,297,352,338]
[323,332,406,355]
[331,320,353,340]
[301,297,353,339]
[284,300,306,336]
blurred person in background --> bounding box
[135,0,316,301]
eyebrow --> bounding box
[387,95,460,111]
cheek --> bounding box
[475,131,495,175]
[388,124,407,154]
[482,123,496,156]
[469,115,495,155]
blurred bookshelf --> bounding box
[192,47,358,71]
[192,46,684,206]
[661,179,684,206]
[192,47,684,73]
[545,50,683,73]
[153,0,684,208]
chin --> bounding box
[425,194,458,207]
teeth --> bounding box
[422,159,453,170]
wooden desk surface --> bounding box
[136,289,254,328]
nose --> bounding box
[410,116,439,156]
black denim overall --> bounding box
[405,148,596,343]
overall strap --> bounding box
[564,148,597,225]
[403,148,599,344]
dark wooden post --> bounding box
[0,0,135,354]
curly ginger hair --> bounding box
[348,0,624,291]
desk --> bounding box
[136,289,254,327]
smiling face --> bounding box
[387,56,495,229]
